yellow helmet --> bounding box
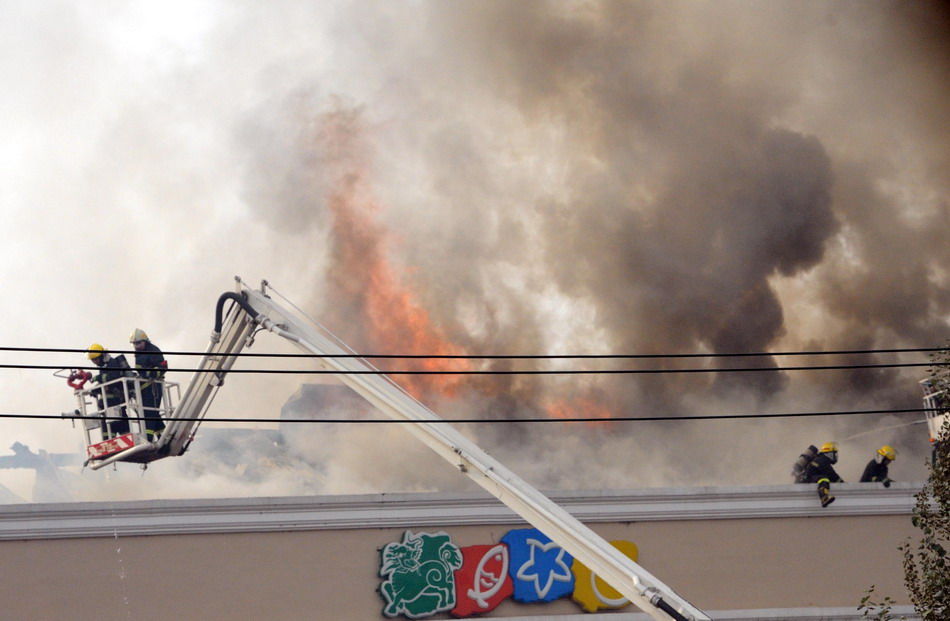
[87,343,105,360]
[877,445,896,461]
[819,442,839,454]
[129,328,149,343]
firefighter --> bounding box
[87,343,132,438]
[801,441,843,508]
[130,329,167,440]
[791,445,819,483]
[860,445,896,487]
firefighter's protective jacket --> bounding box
[93,354,132,407]
[803,453,842,484]
[860,459,891,484]
[133,340,167,386]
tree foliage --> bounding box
[899,345,950,619]
[858,583,898,620]
[861,345,950,620]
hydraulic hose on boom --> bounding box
[159,289,261,458]
[230,277,709,621]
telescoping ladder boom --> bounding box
[226,278,708,621]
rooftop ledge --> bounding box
[0,482,923,541]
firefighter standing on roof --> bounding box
[130,329,167,440]
[87,343,132,438]
[801,442,843,508]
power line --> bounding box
[4,362,945,375]
[0,407,931,424]
[0,345,945,359]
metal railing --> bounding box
[73,375,180,461]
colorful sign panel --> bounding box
[502,528,575,603]
[571,539,637,613]
[378,528,636,618]
[451,544,513,617]
[379,530,463,619]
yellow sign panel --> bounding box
[570,540,639,613]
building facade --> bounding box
[0,483,921,620]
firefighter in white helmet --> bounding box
[129,329,167,440]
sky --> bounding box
[0,1,947,503]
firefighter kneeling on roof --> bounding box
[792,442,843,508]
[860,445,897,487]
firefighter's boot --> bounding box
[817,480,835,507]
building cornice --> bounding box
[0,482,920,541]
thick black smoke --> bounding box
[235,1,948,490]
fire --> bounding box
[544,395,615,427]
[321,110,471,400]
[316,108,618,419]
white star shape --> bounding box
[515,538,573,599]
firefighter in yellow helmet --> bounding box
[860,445,896,487]
[87,343,132,438]
[129,329,167,440]
[800,442,843,508]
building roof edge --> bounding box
[0,482,921,540]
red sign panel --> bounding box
[451,544,513,617]
[87,434,136,460]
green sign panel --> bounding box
[379,530,463,618]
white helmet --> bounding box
[129,328,149,343]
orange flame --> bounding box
[544,395,615,427]
[321,111,471,400]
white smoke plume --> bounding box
[1,1,947,501]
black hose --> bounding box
[214,292,258,333]
[654,597,691,621]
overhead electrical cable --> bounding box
[0,407,932,424]
[1,362,945,375]
[0,345,945,359]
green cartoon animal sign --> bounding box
[379,530,463,618]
